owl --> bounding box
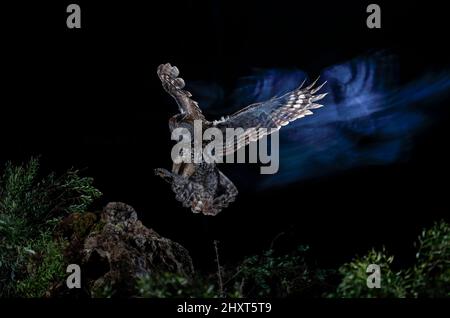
[155,63,327,215]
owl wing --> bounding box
[157,63,205,120]
[213,78,328,156]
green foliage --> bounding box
[0,158,101,297]
[135,246,330,299]
[329,220,450,298]
[0,158,101,235]
[1,157,447,299]
[235,245,330,297]
[328,248,407,298]
[91,281,114,298]
[136,272,216,298]
[15,233,67,297]
[408,220,450,297]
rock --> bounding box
[54,202,194,297]
[55,211,100,264]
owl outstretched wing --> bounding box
[157,63,205,120]
[213,78,328,156]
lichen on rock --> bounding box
[55,202,194,297]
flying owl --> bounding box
[155,63,327,216]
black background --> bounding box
[1,0,449,272]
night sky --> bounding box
[1,0,449,272]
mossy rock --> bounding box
[56,212,98,240]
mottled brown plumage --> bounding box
[155,63,327,215]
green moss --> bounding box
[69,212,98,237]
[91,219,106,233]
